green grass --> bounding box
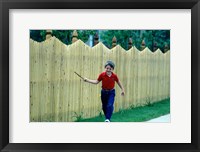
[77,98,170,122]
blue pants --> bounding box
[101,89,115,120]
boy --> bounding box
[84,60,125,122]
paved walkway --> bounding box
[146,114,171,123]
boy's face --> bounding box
[105,65,113,75]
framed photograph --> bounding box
[29,29,170,123]
[0,0,199,152]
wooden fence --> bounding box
[30,36,170,122]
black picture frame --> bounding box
[0,0,200,152]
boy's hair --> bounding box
[104,60,115,69]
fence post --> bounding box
[128,38,133,49]
[93,32,99,46]
[72,30,78,43]
[164,43,169,53]
[112,36,117,48]
[140,39,146,51]
[153,42,158,52]
[46,30,52,40]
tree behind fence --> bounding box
[30,37,170,122]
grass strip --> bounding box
[77,98,170,122]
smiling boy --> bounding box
[84,60,125,122]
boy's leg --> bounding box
[101,90,108,117]
[106,89,115,120]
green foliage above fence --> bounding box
[30,30,170,51]
[30,36,170,122]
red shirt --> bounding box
[97,72,119,90]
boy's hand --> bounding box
[121,90,125,96]
[83,78,87,82]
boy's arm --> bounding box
[117,80,125,96]
[84,78,100,84]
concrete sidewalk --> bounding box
[146,114,171,123]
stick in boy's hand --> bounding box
[74,71,85,80]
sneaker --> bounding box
[105,119,110,122]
